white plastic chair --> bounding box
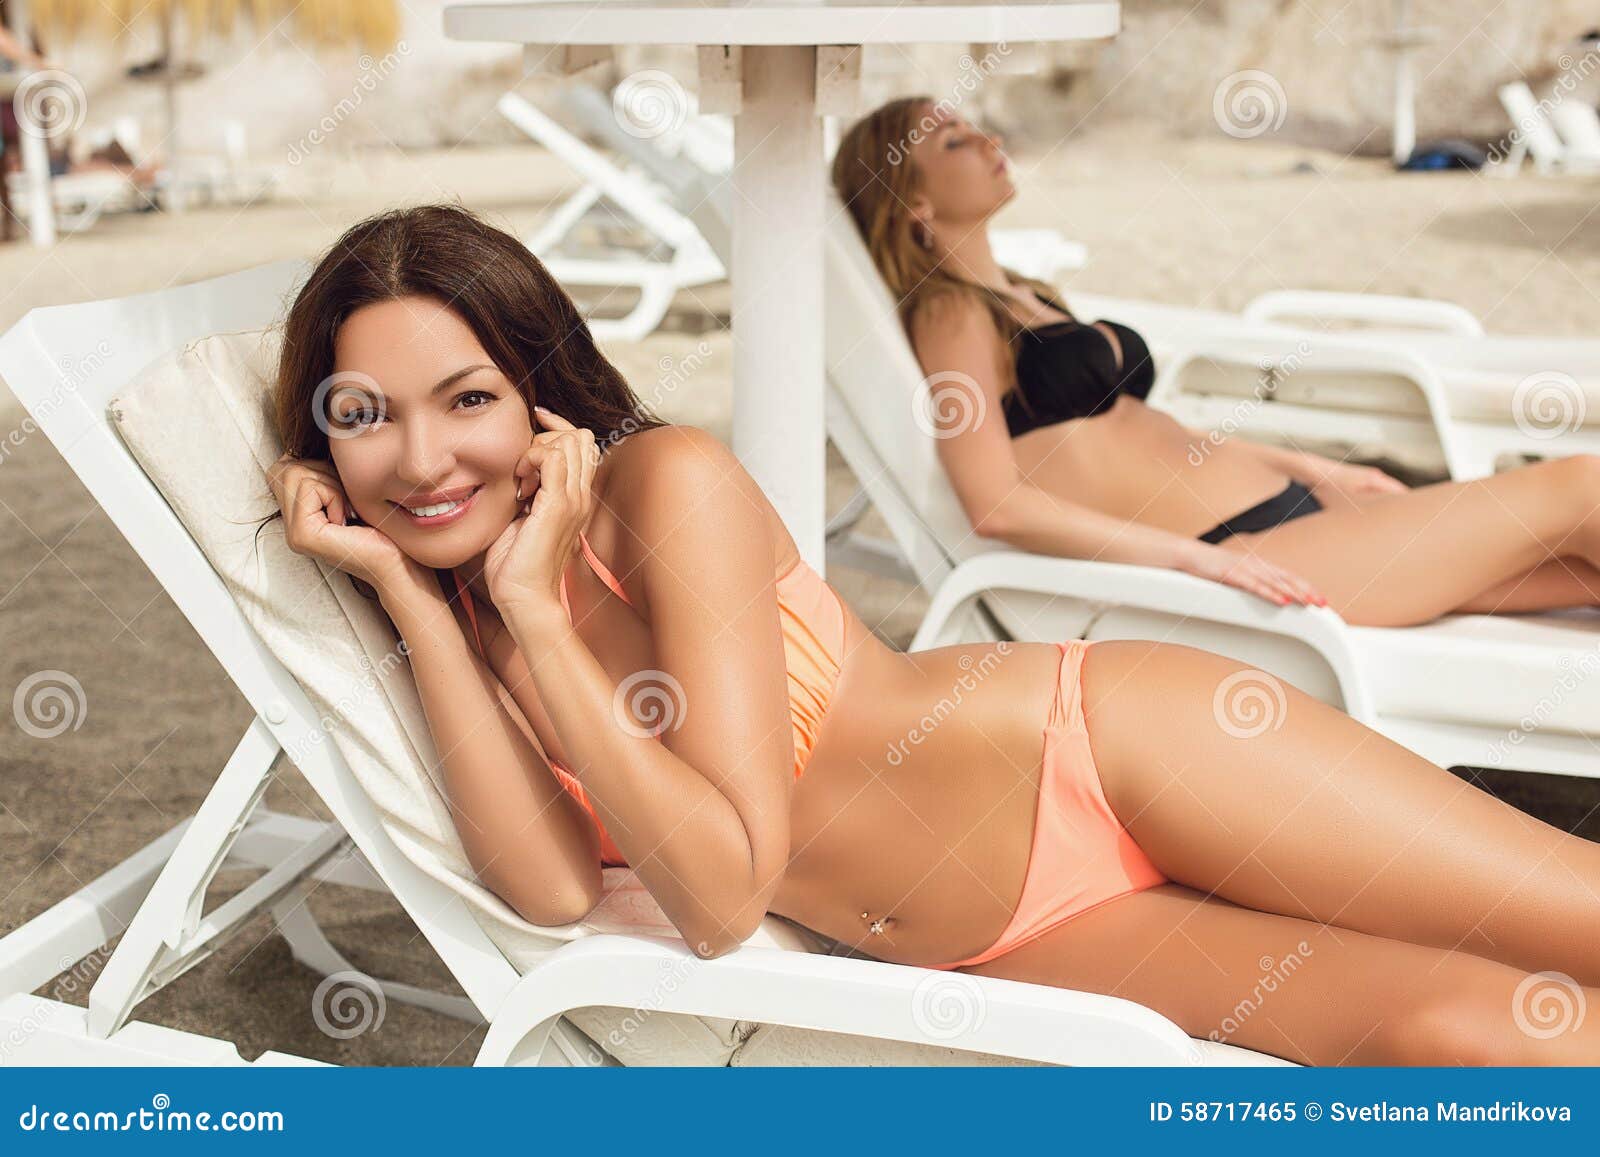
[822,186,1600,780]
[1495,82,1600,175]
[1067,288,1600,480]
[0,264,1287,1068]
[497,91,726,343]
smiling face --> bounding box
[323,295,532,570]
[904,103,1015,234]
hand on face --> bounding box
[267,453,427,592]
[484,405,601,614]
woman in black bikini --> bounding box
[833,98,1600,628]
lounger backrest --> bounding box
[1498,82,1568,165]
[822,189,997,592]
[1549,100,1600,157]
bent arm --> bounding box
[378,575,602,925]
[494,429,793,960]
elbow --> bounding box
[685,910,765,961]
[689,926,754,961]
[485,865,603,928]
[971,502,1011,541]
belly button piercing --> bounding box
[860,911,895,936]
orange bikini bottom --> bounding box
[929,640,1169,970]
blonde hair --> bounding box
[830,95,1065,393]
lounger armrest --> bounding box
[1242,290,1484,337]
[917,552,1374,720]
[1148,330,1469,479]
[480,934,1206,1066]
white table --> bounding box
[445,0,1120,575]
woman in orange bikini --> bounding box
[832,97,1600,626]
[266,204,1600,1066]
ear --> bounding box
[907,190,933,221]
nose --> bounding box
[395,417,458,489]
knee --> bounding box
[1366,988,1529,1067]
[1550,453,1600,499]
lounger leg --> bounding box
[85,717,345,1038]
[270,888,485,1025]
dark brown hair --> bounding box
[257,201,671,583]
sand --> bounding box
[1,127,1597,1065]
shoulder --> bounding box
[600,424,741,506]
[593,424,770,574]
[906,283,998,340]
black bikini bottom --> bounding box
[1198,481,1322,544]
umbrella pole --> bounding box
[162,2,184,213]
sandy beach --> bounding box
[2,124,1598,1065]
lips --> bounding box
[393,484,484,528]
[395,484,481,507]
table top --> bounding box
[444,0,1120,47]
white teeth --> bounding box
[405,498,465,517]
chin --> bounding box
[388,506,514,571]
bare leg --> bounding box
[965,883,1600,1065]
[1077,640,1600,984]
[1233,455,1600,626]
[1458,557,1600,614]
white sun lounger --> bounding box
[1494,81,1600,175]
[823,186,1600,780]
[0,265,1287,1067]
[497,91,728,343]
[1064,289,1600,480]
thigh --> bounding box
[1077,639,1600,986]
[963,881,1583,1066]
[1235,458,1593,626]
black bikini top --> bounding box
[1003,294,1157,438]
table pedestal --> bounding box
[731,44,826,573]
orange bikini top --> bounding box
[451,532,845,867]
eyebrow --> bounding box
[430,364,495,397]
